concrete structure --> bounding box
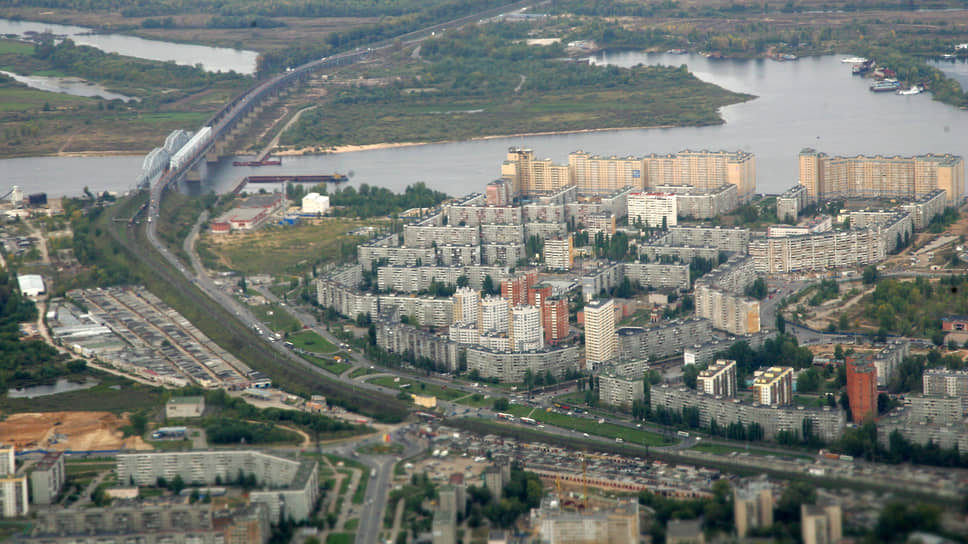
[901,189,947,230]
[466,345,580,383]
[510,305,544,352]
[777,184,809,222]
[377,265,508,294]
[453,287,480,325]
[300,192,330,214]
[0,445,27,518]
[544,236,574,271]
[117,451,318,521]
[666,225,750,254]
[878,396,968,451]
[799,148,964,203]
[29,452,64,506]
[801,504,843,544]
[694,256,760,335]
[654,184,739,219]
[584,299,616,367]
[599,372,644,410]
[213,192,285,231]
[767,216,832,238]
[486,180,512,206]
[872,340,910,388]
[432,508,456,544]
[565,188,635,225]
[923,368,968,397]
[651,384,846,442]
[683,330,775,367]
[404,224,479,248]
[541,297,570,346]
[501,148,572,196]
[616,318,713,361]
[697,359,737,398]
[20,500,269,544]
[16,274,44,297]
[481,223,524,244]
[165,396,205,419]
[376,320,461,371]
[482,242,527,266]
[622,262,691,292]
[627,192,677,228]
[501,271,538,307]
[748,226,891,274]
[378,294,454,328]
[480,296,510,334]
[584,212,616,236]
[846,211,913,253]
[535,496,639,544]
[734,481,773,538]
[752,367,794,407]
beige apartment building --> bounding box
[584,298,616,367]
[502,148,756,198]
[799,148,964,203]
[752,367,794,406]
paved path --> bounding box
[389,498,405,541]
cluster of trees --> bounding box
[638,479,732,542]
[745,277,767,300]
[834,421,968,470]
[324,182,448,218]
[861,275,968,338]
[808,279,839,306]
[205,418,301,445]
[194,388,360,437]
[33,39,245,91]
[466,465,543,528]
[590,231,631,261]
[206,15,285,28]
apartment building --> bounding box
[565,187,635,225]
[316,279,378,321]
[116,451,318,521]
[615,318,712,361]
[923,368,968,397]
[482,242,527,266]
[437,244,481,266]
[569,151,646,194]
[501,271,538,307]
[542,297,570,345]
[0,445,27,518]
[536,496,639,544]
[651,384,845,442]
[846,211,913,253]
[29,452,65,506]
[584,212,616,236]
[378,294,454,328]
[404,224,480,248]
[599,372,645,409]
[627,192,678,228]
[734,481,774,538]
[525,222,569,242]
[777,185,809,222]
[900,189,947,230]
[752,367,794,406]
[697,359,738,398]
[466,345,580,382]
[748,227,887,274]
[654,183,739,219]
[445,202,523,227]
[799,148,964,203]
[544,236,574,271]
[449,322,480,346]
[801,504,843,544]
[480,296,510,334]
[846,357,878,422]
[622,262,691,292]
[480,223,524,245]
[665,226,750,254]
[510,305,544,352]
[486,180,512,206]
[694,256,760,335]
[452,287,480,325]
[584,298,616,367]
[358,243,436,269]
[767,216,832,238]
[501,148,572,195]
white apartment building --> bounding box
[510,305,544,352]
[599,373,645,409]
[544,236,574,271]
[627,192,678,228]
[0,446,27,518]
[452,287,480,325]
[584,298,616,367]
[480,296,510,334]
[697,359,737,398]
[752,366,794,406]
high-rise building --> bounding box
[479,296,510,334]
[502,148,572,196]
[752,367,794,406]
[584,212,616,236]
[452,287,480,325]
[697,359,737,398]
[799,148,964,203]
[542,297,570,345]
[501,270,538,307]
[846,356,878,422]
[0,445,27,518]
[627,192,678,228]
[584,298,616,367]
[569,151,645,194]
[510,305,544,352]
[544,236,574,271]
[801,504,843,544]
[734,481,774,538]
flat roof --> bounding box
[168,396,204,405]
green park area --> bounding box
[367,376,465,402]
[289,330,338,354]
[505,405,669,447]
[690,442,813,461]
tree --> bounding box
[492,397,509,411]
[775,314,786,334]
[838,312,849,331]
[834,344,844,361]
[170,474,186,495]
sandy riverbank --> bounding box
[273,123,681,156]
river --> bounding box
[0,17,257,74]
[5,52,968,198]
[0,70,137,102]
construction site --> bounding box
[0,411,151,452]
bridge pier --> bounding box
[206,149,220,163]
[185,162,204,182]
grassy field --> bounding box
[289,330,338,354]
[368,376,465,401]
[348,367,380,379]
[0,373,164,414]
[246,299,302,334]
[305,354,353,376]
[452,392,499,409]
[197,218,387,276]
[344,518,360,531]
[146,439,193,451]
[690,442,813,461]
[505,405,670,447]
[326,533,355,544]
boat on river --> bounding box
[842,56,868,64]
[897,85,922,95]
[870,79,900,92]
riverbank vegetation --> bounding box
[279,23,750,150]
[0,37,248,157]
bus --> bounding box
[677,431,690,438]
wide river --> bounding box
[4,52,968,198]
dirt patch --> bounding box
[0,411,151,451]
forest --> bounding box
[288,182,449,218]
[860,276,968,338]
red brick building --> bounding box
[846,356,878,422]
[542,297,569,345]
[501,270,538,307]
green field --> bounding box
[349,367,380,379]
[289,330,338,354]
[326,533,355,544]
[305,354,353,376]
[367,376,465,401]
[453,392,499,409]
[344,518,360,531]
[506,405,670,447]
[0,374,163,414]
[246,299,302,334]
